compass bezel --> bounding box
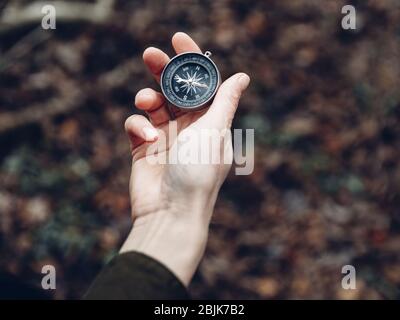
[160,52,220,111]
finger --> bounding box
[124,114,159,149]
[135,88,165,112]
[143,47,170,83]
[172,32,202,54]
[205,73,250,129]
[135,88,170,125]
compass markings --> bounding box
[174,69,209,96]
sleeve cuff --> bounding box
[83,251,190,300]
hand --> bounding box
[120,32,250,286]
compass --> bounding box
[160,51,220,112]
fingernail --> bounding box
[238,73,250,90]
[142,127,158,141]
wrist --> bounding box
[119,201,211,286]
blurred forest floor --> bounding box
[0,0,400,299]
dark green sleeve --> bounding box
[83,251,190,300]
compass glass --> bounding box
[161,52,219,109]
[172,63,210,101]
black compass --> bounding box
[160,51,220,111]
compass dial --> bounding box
[161,52,220,110]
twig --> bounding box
[0,80,84,134]
[0,26,52,72]
[0,56,139,133]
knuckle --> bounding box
[230,90,241,103]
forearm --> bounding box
[120,192,218,286]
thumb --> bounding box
[205,73,250,129]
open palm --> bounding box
[124,32,250,230]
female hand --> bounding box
[120,32,250,286]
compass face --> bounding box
[161,52,220,110]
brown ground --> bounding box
[0,0,399,299]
